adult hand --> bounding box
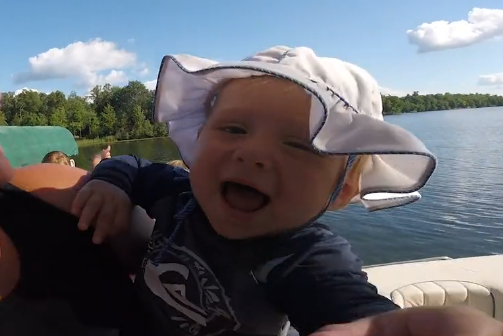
[310,306,503,336]
[0,145,13,184]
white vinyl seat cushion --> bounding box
[364,255,503,321]
[391,280,495,317]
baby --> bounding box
[70,46,479,336]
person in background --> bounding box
[42,151,75,167]
[0,146,12,185]
[42,145,112,170]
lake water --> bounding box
[77,107,503,265]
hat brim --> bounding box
[153,55,436,211]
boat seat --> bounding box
[364,255,503,321]
[390,280,497,318]
[278,280,500,336]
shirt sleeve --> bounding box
[90,155,190,214]
[262,225,399,336]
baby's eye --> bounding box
[286,142,326,157]
[221,125,246,134]
[285,141,314,152]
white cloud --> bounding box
[13,38,136,89]
[478,72,503,86]
[14,87,40,96]
[85,70,129,87]
[407,8,503,53]
[379,87,407,97]
[130,62,149,77]
[139,67,149,76]
[144,79,157,90]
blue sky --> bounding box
[2,0,502,96]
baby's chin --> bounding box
[209,220,266,240]
[208,216,308,241]
[206,216,280,240]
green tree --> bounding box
[49,106,67,127]
[100,104,117,136]
[131,105,154,138]
[381,92,503,115]
[42,91,66,119]
[0,110,7,126]
[153,122,168,137]
[84,111,100,138]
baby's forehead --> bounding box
[206,77,313,132]
[209,77,311,118]
[214,76,308,103]
[207,77,312,128]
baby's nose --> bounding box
[234,144,274,169]
[236,153,269,169]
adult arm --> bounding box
[263,225,399,336]
[0,145,13,184]
[90,155,190,215]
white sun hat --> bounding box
[153,46,437,211]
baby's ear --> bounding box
[327,166,362,211]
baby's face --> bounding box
[190,77,347,239]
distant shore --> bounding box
[76,136,167,147]
[382,105,503,116]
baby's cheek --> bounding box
[278,183,330,226]
[297,170,336,201]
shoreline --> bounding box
[77,136,167,148]
[382,105,503,116]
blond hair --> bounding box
[168,159,188,170]
[42,151,71,166]
[327,155,371,211]
[349,155,371,177]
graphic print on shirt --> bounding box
[143,231,241,336]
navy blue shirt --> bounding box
[91,155,398,336]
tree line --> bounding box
[0,81,166,141]
[1,81,502,141]
[382,91,503,115]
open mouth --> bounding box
[220,181,270,213]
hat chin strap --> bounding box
[326,154,358,208]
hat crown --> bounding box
[243,46,384,121]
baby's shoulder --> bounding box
[255,223,360,282]
[284,222,351,252]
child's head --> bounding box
[42,151,73,166]
[154,46,437,239]
[190,76,365,238]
